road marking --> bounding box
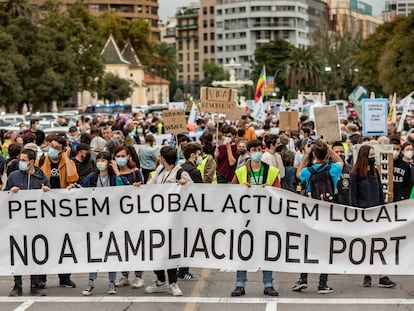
[1,297,414,304]
[265,301,278,311]
[13,300,34,311]
[183,268,211,311]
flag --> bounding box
[254,66,266,103]
[187,102,199,125]
[252,97,266,122]
[387,92,396,123]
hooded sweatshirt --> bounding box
[4,166,50,190]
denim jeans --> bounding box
[89,272,116,282]
[121,271,144,277]
[236,270,273,288]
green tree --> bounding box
[99,72,133,103]
[153,42,177,81]
[312,18,362,100]
[283,47,322,91]
[0,0,35,20]
[97,12,156,68]
[253,38,293,97]
[0,28,24,109]
[201,60,229,86]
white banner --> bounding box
[1,184,412,276]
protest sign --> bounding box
[313,105,341,142]
[279,111,298,131]
[200,87,237,113]
[0,184,412,276]
[162,109,187,134]
[362,98,388,136]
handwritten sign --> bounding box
[162,109,187,134]
[279,111,298,131]
[313,105,341,142]
[362,98,388,136]
[200,87,237,113]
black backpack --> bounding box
[307,163,336,202]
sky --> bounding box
[157,0,385,23]
[158,0,196,23]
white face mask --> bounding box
[393,150,400,159]
[404,151,413,159]
[196,155,203,165]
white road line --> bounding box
[13,300,34,311]
[0,297,414,304]
[265,301,278,311]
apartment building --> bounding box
[383,0,414,21]
[214,0,328,80]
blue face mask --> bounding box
[48,148,59,160]
[115,157,128,167]
[250,152,263,162]
[96,162,107,171]
[19,161,29,171]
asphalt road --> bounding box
[1,269,413,311]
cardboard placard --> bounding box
[226,107,246,122]
[162,109,187,134]
[313,106,340,142]
[279,111,298,131]
[200,87,237,113]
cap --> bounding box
[76,143,90,152]
[69,126,78,132]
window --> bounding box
[203,7,207,15]
[210,6,214,14]
[210,46,215,53]
[210,19,214,27]
[204,33,208,40]
[194,52,199,60]
[204,46,208,53]
[210,32,214,40]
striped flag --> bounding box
[254,66,266,103]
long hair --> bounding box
[351,144,376,180]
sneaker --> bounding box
[8,286,22,297]
[378,276,396,288]
[60,278,76,288]
[363,275,372,287]
[82,280,94,296]
[292,279,308,292]
[169,282,183,296]
[144,280,169,294]
[231,286,245,297]
[178,272,197,281]
[132,277,144,288]
[115,277,130,287]
[30,286,47,296]
[108,282,117,295]
[318,285,334,294]
[263,286,279,296]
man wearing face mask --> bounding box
[36,135,79,289]
[236,138,249,169]
[331,142,352,205]
[71,143,95,184]
[230,139,280,297]
[6,148,50,297]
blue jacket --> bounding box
[80,172,129,187]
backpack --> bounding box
[307,163,336,202]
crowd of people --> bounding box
[1,107,413,297]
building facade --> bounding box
[214,0,328,80]
[30,0,161,38]
[383,0,414,21]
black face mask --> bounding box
[83,153,91,163]
[339,155,346,162]
[275,145,284,153]
[368,157,376,167]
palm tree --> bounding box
[283,47,322,91]
[153,42,178,81]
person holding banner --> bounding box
[349,144,396,288]
[143,146,193,296]
[230,139,280,297]
[79,151,130,296]
[292,138,343,294]
[6,148,50,296]
[393,141,414,202]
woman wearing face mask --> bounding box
[349,144,396,288]
[393,141,414,202]
[79,151,129,296]
[111,145,145,288]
